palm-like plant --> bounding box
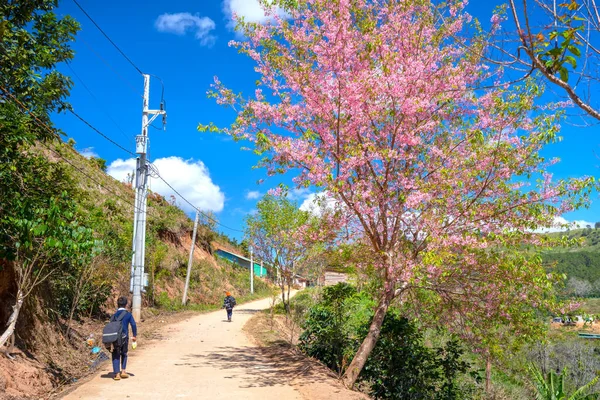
[529,364,600,400]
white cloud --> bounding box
[222,0,288,30]
[246,190,261,200]
[107,156,225,213]
[287,187,312,201]
[107,158,136,181]
[155,13,216,46]
[79,147,98,159]
[299,193,318,212]
[536,216,596,233]
[300,192,338,216]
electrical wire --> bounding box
[149,75,166,131]
[149,74,165,104]
[78,35,142,98]
[0,87,148,215]
[84,106,239,233]
[153,173,244,233]
[71,0,144,76]
[65,62,133,144]
[67,107,135,157]
[40,140,148,216]
[3,71,238,233]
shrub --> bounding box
[298,283,359,373]
[298,283,478,399]
[528,364,599,400]
[363,313,474,400]
[90,157,107,172]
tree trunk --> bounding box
[66,294,79,338]
[341,286,394,388]
[280,283,288,313]
[67,267,91,337]
[0,289,24,349]
[485,356,492,394]
[67,280,83,337]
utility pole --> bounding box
[131,74,166,322]
[129,157,139,295]
[249,246,254,294]
[182,211,199,305]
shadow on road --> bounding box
[100,372,136,379]
[233,309,263,314]
[179,343,336,389]
[216,309,261,320]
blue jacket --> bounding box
[114,309,137,337]
[223,296,236,310]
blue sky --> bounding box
[52,0,599,241]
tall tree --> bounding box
[0,0,82,348]
[245,195,310,312]
[0,0,78,136]
[202,0,595,387]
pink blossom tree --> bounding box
[200,0,595,387]
[245,194,310,312]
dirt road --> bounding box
[62,296,305,400]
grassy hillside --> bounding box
[542,227,600,297]
[0,138,272,398]
[41,138,261,307]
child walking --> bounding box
[222,292,236,322]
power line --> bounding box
[153,173,244,233]
[149,74,165,104]
[67,107,135,156]
[65,62,132,144]
[71,0,144,75]
[78,35,142,98]
[64,71,228,232]
[148,75,166,131]
[2,84,237,233]
[0,87,148,216]
[3,79,233,234]
[40,140,147,215]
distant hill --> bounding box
[542,227,600,297]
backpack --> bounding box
[102,311,127,347]
[224,296,236,309]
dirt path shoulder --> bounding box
[243,310,370,400]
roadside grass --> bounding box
[580,298,600,315]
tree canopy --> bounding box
[203,0,596,386]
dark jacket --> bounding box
[113,309,137,337]
[223,296,236,310]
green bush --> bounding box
[274,287,318,315]
[298,283,478,399]
[288,288,317,316]
[363,313,475,400]
[90,157,107,172]
[298,283,358,373]
[156,291,182,311]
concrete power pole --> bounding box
[131,74,166,322]
[250,246,254,294]
[182,211,200,305]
